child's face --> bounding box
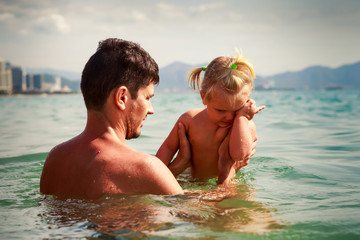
[202,89,249,128]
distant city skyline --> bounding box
[0,58,71,94]
[0,0,359,76]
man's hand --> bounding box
[234,120,258,169]
[168,122,191,177]
[217,134,236,185]
[217,120,258,185]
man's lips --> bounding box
[140,116,147,127]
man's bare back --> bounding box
[40,131,183,199]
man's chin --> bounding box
[125,131,141,140]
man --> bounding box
[40,38,190,199]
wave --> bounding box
[0,152,48,165]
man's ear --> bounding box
[114,86,128,110]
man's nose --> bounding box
[148,101,154,115]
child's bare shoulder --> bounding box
[178,108,206,131]
[181,108,204,118]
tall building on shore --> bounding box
[26,74,34,90]
[1,58,67,94]
[33,74,44,91]
[0,58,12,94]
[11,66,26,93]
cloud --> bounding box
[0,1,71,35]
[0,0,359,75]
[0,12,15,22]
[33,14,71,34]
[189,2,224,13]
[228,12,244,21]
[131,10,147,21]
[156,3,187,19]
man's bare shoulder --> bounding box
[105,149,183,195]
[42,137,79,172]
[40,134,92,196]
[106,148,167,175]
[48,134,84,156]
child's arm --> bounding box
[229,99,264,163]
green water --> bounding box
[0,91,360,239]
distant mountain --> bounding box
[157,61,196,92]
[42,73,80,92]
[26,68,81,81]
[27,68,81,91]
[158,61,360,91]
[61,78,80,92]
[258,62,360,90]
[23,60,360,92]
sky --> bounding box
[0,0,359,77]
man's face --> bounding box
[125,83,155,139]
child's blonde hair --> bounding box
[188,49,255,102]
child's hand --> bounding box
[236,99,265,120]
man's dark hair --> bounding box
[81,38,159,111]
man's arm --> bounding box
[139,155,185,195]
[132,121,191,194]
[166,122,191,176]
[156,121,180,166]
[107,149,184,195]
[217,120,257,185]
[217,133,235,184]
[217,100,263,184]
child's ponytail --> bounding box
[188,67,203,91]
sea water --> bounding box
[0,90,359,239]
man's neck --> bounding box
[84,110,127,144]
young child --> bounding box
[156,50,264,184]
